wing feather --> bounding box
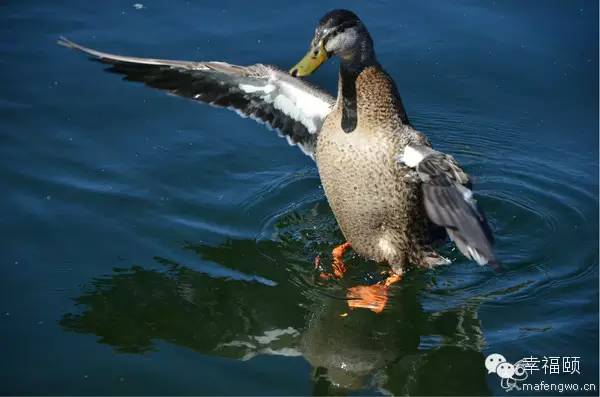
[399,144,496,266]
[58,37,334,158]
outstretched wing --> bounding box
[58,37,335,158]
[399,144,496,266]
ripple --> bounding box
[239,167,319,212]
[242,114,598,318]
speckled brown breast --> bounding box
[315,65,432,271]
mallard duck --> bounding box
[59,9,496,312]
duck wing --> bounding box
[58,37,335,158]
[398,144,496,266]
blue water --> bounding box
[1,1,598,395]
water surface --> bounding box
[1,1,598,395]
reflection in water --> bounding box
[61,204,490,395]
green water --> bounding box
[1,1,598,395]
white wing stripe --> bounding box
[277,80,331,133]
[59,37,335,158]
[238,77,332,134]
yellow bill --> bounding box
[289,41,329,77]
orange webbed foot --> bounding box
[332,242,351,278]
[315,242,351,281]
[346,272,403,314]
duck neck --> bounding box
[338,31,376,70]
[336,34,410,131]
[337,36,377,133]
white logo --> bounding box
[485,353,507,374]
[485,353,529,392]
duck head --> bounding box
[290,9,375,77]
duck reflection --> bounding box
[61,207,490,395]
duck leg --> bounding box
[315,242,352,280]
[346,272,402,313]
[331,241,351,278]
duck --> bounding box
[59,9,496,312]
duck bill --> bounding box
[289,43,329,77]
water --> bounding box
[1,1,598,395]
